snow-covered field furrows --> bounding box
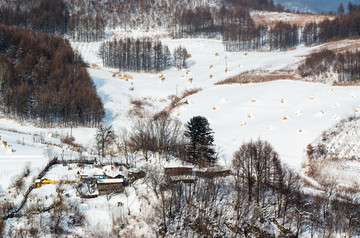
[304,117,360,189]
[313,117,360,159]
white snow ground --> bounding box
[0,36,359,191]
[74,37,360,170]
[0,32,359,237]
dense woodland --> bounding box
[98,38,188,72]
[303,2,360,46]
[298,49,360,82]
[335,51,360,82]
[1,0,360,52]
[0,0,69,34]
[0,25,104,126]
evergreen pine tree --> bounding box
[184,116,216,166]
[337,3,345,15]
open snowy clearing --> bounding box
[0,36,359,191]
[76,37,360,171]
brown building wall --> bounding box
[97,183,124,195]
[164,167,193,176]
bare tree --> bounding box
[152,112,183,161]
[129,113,184,162]
[143,164,166,199]
[95,124,115,162]
[115,128,133,166]
[129,118,155,161]
[232,139,280,204]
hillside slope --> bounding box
[274,0,352,13]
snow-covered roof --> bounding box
[79,168,104,177]
[105,169,124,178]
[163,160,194,168]
[97,178,124,184]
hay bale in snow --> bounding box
[240,122,247,127]
[282,116,290,121]
[295,110,302,116]
[315,110,325,117]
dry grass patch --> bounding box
[251,11,334,28]
[168,88,202,109]
[305,157,360,194]
[127,98,154,118]
[215,69,300,85]
[333,81,360,86]
[153,88,202,119]
[89,63,100,69]
[112,72,133,81]
[315,38,360,53]
[304,116,360,194]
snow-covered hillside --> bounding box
[0,25,360,238]
[0,119,80,191]
[0,35,359,192]
[72,37,360,171]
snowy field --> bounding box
[0,35,359,191]
[74,37,360,170]
[0,118,85,190]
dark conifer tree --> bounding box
[184,116,216,166]
[338,3,345,15]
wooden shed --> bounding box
[169,175,196,183]
[97,179,124,195]
[195,169,231,178]
[164,167,193,176]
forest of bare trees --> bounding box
[335,51,360,82]
[298,48,360,82]
[0,25,104,126]
[1,0,359,53]
[0,0,69,34]
[142,138,360,237]
[98,38,188,72]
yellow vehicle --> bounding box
[35,178,76,188]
